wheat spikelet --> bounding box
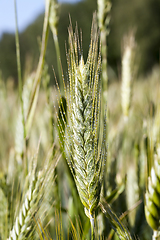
[145,154,160,231]
[97,0,111,101]
[97,0,111,32]
[58,15,107,226]
[7,167,43,240]
[126,163,139,227]
[49,0,59,37]
[7,139,59,240]
[121,31,136,120]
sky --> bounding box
[0,0,81,37]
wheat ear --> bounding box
[58,15,107,232]
[97,0,111,101]
[145,154,160,239]
[121,31,136,120]
[7,168,44,240]
[49,0,63,91]
[15,74,35,164]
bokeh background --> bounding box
[0,0,160,84]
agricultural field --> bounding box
[0,0,160,239]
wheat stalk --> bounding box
[57,15,107,234]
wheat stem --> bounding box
[27,0,50,121]
[153,231,159,240]
[14,0,27,172]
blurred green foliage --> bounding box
[0,0,160,84]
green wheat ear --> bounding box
[145,154,160,232]
[58,14,107,228]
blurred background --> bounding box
[0,0,160,85]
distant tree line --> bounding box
[0,0,159,85]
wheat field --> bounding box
[0,0,160,239]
